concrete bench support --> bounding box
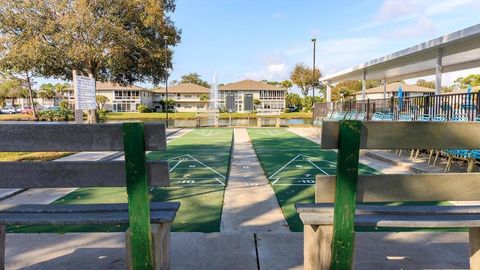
[127,224,171,270]
[304,224,333,270]
[470,227,480,270]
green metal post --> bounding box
[123,122,153,270]
[330,120,362,269]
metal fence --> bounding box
[314,92,479,121]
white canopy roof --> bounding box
[321,24,480,84]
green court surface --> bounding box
[9,128,233,233]
[247,128,379,232]
[248,128,461,233]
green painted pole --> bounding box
[330,120,362,269]
[123,122,153,270]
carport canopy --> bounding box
[320,24,480,100]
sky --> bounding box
[38,0,480,92]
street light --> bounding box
[311,38,316,110]
[164,36,170,128]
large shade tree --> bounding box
[290,63,321,97]
[0,0,181,85]
[180,73,210,88]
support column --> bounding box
[73,70,83,124]
[326,82,332,111]
[435,48,443,95]
[361,70,367,101]
[382,80,387,100]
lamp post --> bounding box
[311,38,316,110]
[164,36,170,128]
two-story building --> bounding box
[65,82,153,112]
[153,83,211,112]
[218,79,286,112]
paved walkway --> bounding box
[221,128,289,233]
[4,231,469,269]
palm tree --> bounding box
[199,94,209,109]
[38,83,57,105]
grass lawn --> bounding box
[0,114,35,121]
[0,152,72,162]
[106,111,312,121]
[9,128,233,233]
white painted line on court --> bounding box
[269,154,302,178]
[186,154,226,179]
[214,177,226,186]
[271,178,280,185]
[306,159,329,175]
[169,160,182,172]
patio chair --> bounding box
[371,112,384,121]
[331,111,347,121]
[355,112,366,121]
[451,114,469,122]
[441,114,469,171]
[411,114,431,159]
[398,113,414,121]
[417,114,430,122]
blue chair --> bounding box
[355,112,366,121]
[398,113,414,121]
[451,114,468,122]
[371,112,384,121]
[331,111,347,121]
[382,113,394,121]
[417,114,430,122]
[432,114,447,122]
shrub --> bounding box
[137,104,150,113]
[97,109,109,123]
[38,108,74,121]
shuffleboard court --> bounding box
[248,128,379,232]
[9,128,233,233]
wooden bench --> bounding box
[295,121,480,269]
[0,123,178,270]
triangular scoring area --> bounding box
[168,154,226,186]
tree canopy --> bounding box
[180,73,210,88]
[0,0,181,85]
[290,63,321,97]
[416,79,435,89]
[454,74,480,89]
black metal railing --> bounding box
[314,92,479,121]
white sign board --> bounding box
[74,76,96,110]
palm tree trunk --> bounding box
[25,72,37,119]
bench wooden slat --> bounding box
[316,173,480,203]
[0,160,170,188]
[297,203,480,215]
[0,202,180,213]
[0,123,166,151]
[0,211,177,225]
[321,121,480,149]
[299,212,480,228]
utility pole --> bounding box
[311,38,317,110]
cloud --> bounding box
[381,16,435,39]
[350,0,477,33]
[244,55,290,81]
[376,0,418,22]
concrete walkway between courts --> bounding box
[221,128,289,232]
